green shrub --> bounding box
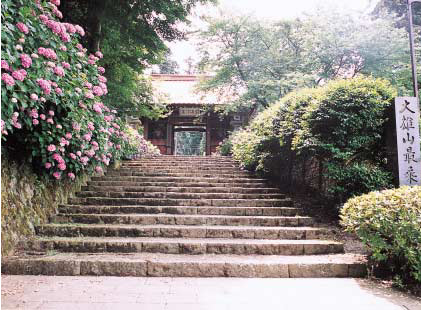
[217,136,233,156]
[325,162,393,201]
[340,186,421,288]
[230,76,396,201]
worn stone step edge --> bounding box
[58,205,301,216]
[91,176,267,183]
[81,186,281,194]
[36,224,323,239]
[53,213,313,227]
[75,191,285,200]
[106,173,253,178]
[68,197,293,208]
[1,253,367,277]
[26,237,344,255]
[87,181,270,188]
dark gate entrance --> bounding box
[174,126,206,155]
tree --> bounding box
[59,0,214,117]
[158,51,180,74]
[196,10,411,113]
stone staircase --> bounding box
[2,156,366,277]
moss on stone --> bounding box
[1,153,119,257]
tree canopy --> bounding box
[196,8,415,113]
[59,0,214,119]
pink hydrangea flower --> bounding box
[84,82,92,89]
[16,22,29,35]
[95,166,103,173]
[45,162,52,169]
[54,66,65,77]
[85,91,94,99]
[18,38,25,43]
[53,172,61,179]
[2,73,15,86]
[31,53,39,59]
[47,118,54,124]
[116,144,121,150]
[55,87,63,94]
[95,51,103,59]
[98,67,105,74]
[49,110,54,116]
[76,151,82,157]
[92,86,103,97]
[47,144,56,152]
[56,124,62,129]
[98,76,107,83]
[93,103,102,114]
[65,133,72,139]
[68,172,75,180]
[69,153,77,160]
[30,93,38,101]
[58,162,66,170]
[33,119,39,125]
[59,45,67,51]
[83,133,91,141]
[12,70,26,81]
[61,62,70,69]
[29,108,38,118]
[75,25,85,36]
[20,54,32,68]
[87,122,95,131]
[1,60,10,71]
[37,79,51,95]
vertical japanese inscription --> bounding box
[395,97,421,186]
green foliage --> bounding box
[341,186,421,288]
[197,9,412,112]
[121,126,161,159]
[59,0,213,117]
[230,76,396,201]
[217,136,233,156]
[1,0,154,180]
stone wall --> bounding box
[1,153,119,257]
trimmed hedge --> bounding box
[340,186,421,288]
[227,76,396,202]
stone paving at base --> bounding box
[1,275,420,310]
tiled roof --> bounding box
[150,74,220,105]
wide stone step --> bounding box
[120,164,239,169]
[1,252,367,277]
[116,166,244,171]
[81,185,281,194]
[67,197,293,207]
[26,236,344,255]
[59,205,301,216]
[1,252,366,277]
[106,172,252,178]
[91,176,267,183]
[87,181,270,188]
[53,214,313,226]
[36,224,323,240]
[76,191,285,200]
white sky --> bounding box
[166,0,378,72]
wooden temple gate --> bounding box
[141,74,246,155]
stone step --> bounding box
[81,185,281,194]
[26,236,344,255]
[53,214,313,226]
[67,197,293,207]
[36,224,323,239]
[75,191,286,200]
[106,172,252,178]
[87,181,270,188]
[59,205,301,216]
[91,176,267,183]
[1,252,367,277]
[120,164,240,168]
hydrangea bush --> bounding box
[1,0,158,180]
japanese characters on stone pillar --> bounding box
[394,97,421,186]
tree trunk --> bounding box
[88,0,106,52]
